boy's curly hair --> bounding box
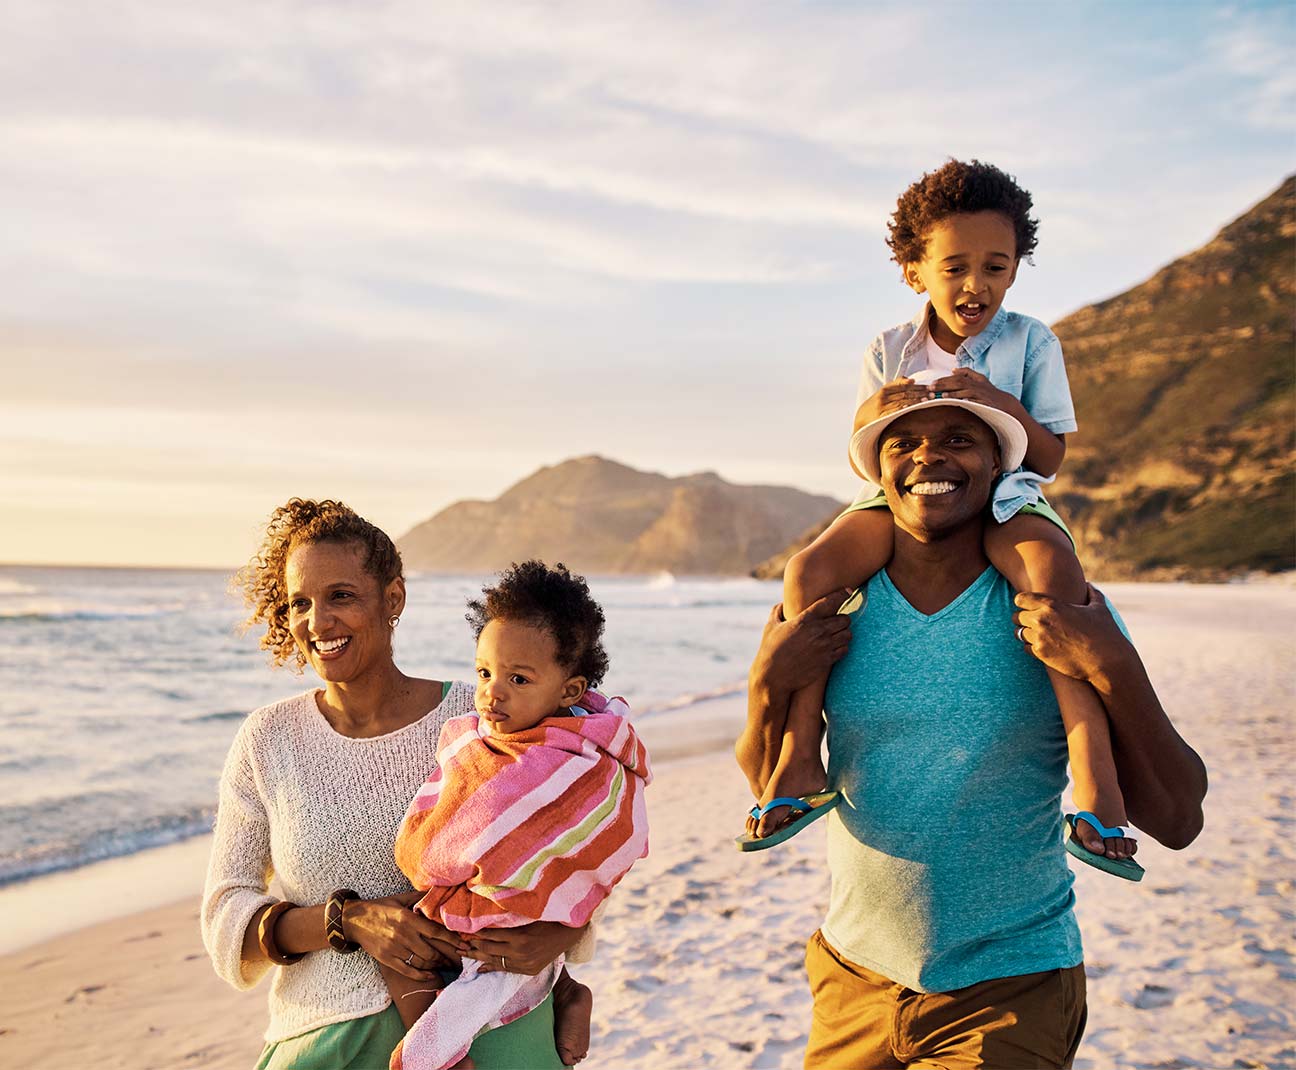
[466,560,610,687]
[887,159,1039,269]
[233,498,403,670]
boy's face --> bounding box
[904,211,1019,353]
[474,617,587,735]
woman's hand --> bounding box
[344,890,469,980]
[465,921,588,976]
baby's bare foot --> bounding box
[553,972,592,1065]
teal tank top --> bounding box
[822,566,1087,992]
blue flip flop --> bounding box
[735,791,842,852]
[1064,811,1145,882]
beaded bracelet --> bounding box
[325,889,360,954]
[257,900,305,966]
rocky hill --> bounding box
[755,176,1296,581]
[398,455,843,575]
[1048,175,1294,578]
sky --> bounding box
[2,1,1293,568]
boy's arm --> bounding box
[1014,587,1207,848]
[929,367,1067,477]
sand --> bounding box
[2,582,1293,1070]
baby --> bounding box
[386,560,651,1070]
[742,159,1141,880]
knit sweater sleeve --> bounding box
[201,719,277,991]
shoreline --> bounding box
[0,691,751,957]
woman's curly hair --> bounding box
[466,560,610,687]
[886,159,1039,270]
[233,498,403,670]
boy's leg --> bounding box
[985,515,1135,862]
[552,966,592,1066]
[755,509,893,838]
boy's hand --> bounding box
[853,377,932,431]
[929,368,1018,414]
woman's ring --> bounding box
[501,955,508,971]
[1015,625,1026,643]
[405,951,416,967]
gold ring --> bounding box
[501,955,508,970]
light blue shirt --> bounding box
[821,567,1089,993]
[853,305,1078,522]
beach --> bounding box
[2,581,1293,1069]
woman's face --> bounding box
[284,539,404,684]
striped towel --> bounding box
[390,691,651,1070]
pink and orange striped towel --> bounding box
[391,691,651,1070]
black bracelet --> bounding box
[324,888,360,953]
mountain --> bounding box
[754,176,1296,581]
[398,455,844,575]
[1047,176,1294,578]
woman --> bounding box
[201,498,592,1069]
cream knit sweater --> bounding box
[201,683,595,1044]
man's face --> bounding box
[878,407,1001,537]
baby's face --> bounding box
[474,618,585,735]
[904,211,1019,353]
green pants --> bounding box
[256,992,566,1070]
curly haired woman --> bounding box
[201,499,592,1069]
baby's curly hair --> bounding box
[887,159,1039,270]
[466,560,610,687]
[233,498,402,670]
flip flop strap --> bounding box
[758,796,813,818]
[1072,810,1127,838]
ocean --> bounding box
[0,565,779,888]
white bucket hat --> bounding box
[849,368,1028,485]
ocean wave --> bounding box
[0,578,40,596]
[0,604,184,623]
[187,709,248,723]
[0,808,215,888]
[635,681,746,716]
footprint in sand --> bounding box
[623,975,665,993]
[1130,983,1176,1010]
[64,984,106,1003]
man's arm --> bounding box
[1015,585,1207,849]
[735,594,852,798]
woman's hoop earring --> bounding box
[388,615,401,629]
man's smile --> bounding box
[908,480,961,496]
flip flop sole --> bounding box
[1064,829,1145,882]
[735,792,842,853]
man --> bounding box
[735,396,1206,1069]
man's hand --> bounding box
[930,368,1018,414]
[853,378,932,431]
[751,593,853,697]
[1013,584,1131,687]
